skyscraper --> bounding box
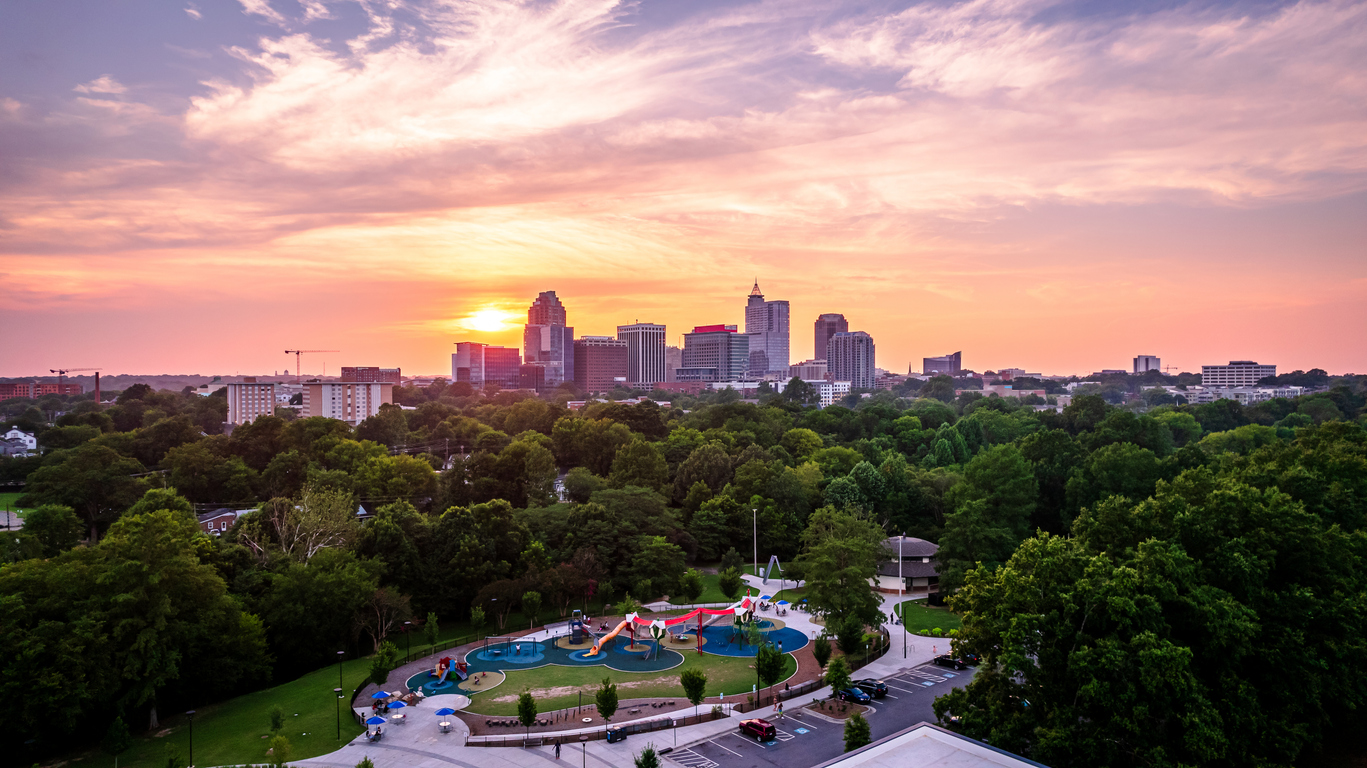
[523,291,571,385]
[744,281,789,376]
[923,352,962,376]
[574,337,629,393]
[813,313,848,362]
[681,325,749,381]
[1133,355,1161,374]
[453,342,521,389]
[829,331,876,389]
[617,323,666,386]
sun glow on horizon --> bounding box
[459,308,520,332]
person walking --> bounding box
[554,740,561,759]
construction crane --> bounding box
[284,350,340,384]
[49,368,100,396]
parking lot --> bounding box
[665,664,977,768]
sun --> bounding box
[460,308,518,332]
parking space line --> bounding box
[726,733,769,749]
[665,748,719,768]
[709,739,744,757]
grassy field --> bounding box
[0,491,24,516]
[668,573,807,606]
[61,658,373,768]
[894,600,962,634]
[464,651,798,716]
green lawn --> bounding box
[62,658,372,768]
[0,491,24,517]
[894,600,962,634]
[668,573,806,607]
[464,651,798,716]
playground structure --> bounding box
[432,657,468,684]
[585,595,757,657]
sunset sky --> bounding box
[2,0,1365,378]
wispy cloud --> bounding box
[184,4,202,20]
[73,75,127,95]
[238,0,286,25]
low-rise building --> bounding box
[341,366,402,384]
[875,536,940,597]
[300,380,393,424]
[1184,386,1304,404]
[1201,360,1276,387]
[226,379,278,425]
[3,427,37,452]
[196,508,250,535]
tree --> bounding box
[833,615,864,657]
[795,507,887,628]
[23,504,83,557]
[522,590,543,631]
[267,734,292,768]
[844,712,871,752]
[812,634,832,671]
[718,568,744,601]
[678,569,704,604]
[824,655,852,698]
[270,705,286,732]
[242,485,359,563]
[756,642,785,704]
[102,716,132,768]
[517,690,539,743]
[783,379,819,406]
[609,439,669,494]
[633,744,662,768]
[681,668,708,717]
[369,640,401,687]
[19,443,147,539]
[355,587,413,652]
[470,606,487,640]
[424,611,440,651]
[720,547,745,572]
[356,758,376,768]
[596,677,620,721]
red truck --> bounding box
[739,718,777,742]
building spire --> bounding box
[749,279,762,297]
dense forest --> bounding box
[2,375,1365,767]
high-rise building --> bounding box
[744,281,790,375]
[301,381,393,425]
[682,325,749,381]
[1133,355,1161,374]
[523,291,572,385]
[227,378,277,425]
[664,346,683,383]
[574,337,629,393]
[829,331,876,389]
[341,366,402,384]
[923,352,963,376]
[617,323,666,386]
[1202,361,1276,387]
[814,313,848,362]
[452,342,521,389]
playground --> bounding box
[407,596,811,717]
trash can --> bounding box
[606,726,627,744]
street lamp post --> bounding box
[900,533,906,659]
[334,687,343,740]
[752,508,759,579]
[404,620,412,661]
[186,710,195,768]
[337,650,345,692]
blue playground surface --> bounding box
[692,621,809,658]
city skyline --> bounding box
[2,0,1366,377]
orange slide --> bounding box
[585,617,634,657]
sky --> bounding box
[2,0,1365,378]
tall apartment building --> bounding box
[789,359,828,380]
[617,323,666,386]
[923,352,963,376]
[341,366,402,384]
[664,346,683,383]
[814,313,848,362]
[829,331,876,389]
[1202,361,1276,387]
[681,325,749,381]
[1133,355,1161,374]
[523,291,573,385]
[227,379,278,425]
[301,381,394,424]
[744,281,790,375]
[574,336,629,393]
[452,342,521,389]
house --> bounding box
[0,438,31,457]
[196,508,249,535]
[3,428,37,453]
[874,535,940,597]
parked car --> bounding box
[837,687,873,704]
[739,718,776,741]
[853,679,888,699]
[961,653,981,666]
[933,654,966,670]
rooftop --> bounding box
[813,722,1050,768]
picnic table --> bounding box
[439,721,452,733]
[390,713,407,725]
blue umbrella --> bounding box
[370,692,390,700]
[366,716,386,726]
[759,595,772,600]
[388,701,406,709]
[776,600,789,606]
[434,707,456,716]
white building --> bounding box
[301,381,394,425]
[3,427,37,451]
[1184,386,1303,404]
[617,322,667,386]
[226,380,278,425]
[818,380,852,407]
[1202,361,1276,387]
[1134,355,1162,373]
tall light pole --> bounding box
[334,687,343,740]
[404,620,412,661]
[186,710,195,768]
[337,650,345,695]
[900,533,906,659]
[752,507,759,579]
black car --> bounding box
[853,679,888,699]
[961,653,981,666]
[837,687,872,704]
[933,654,966,670]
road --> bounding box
[664,663,976,768]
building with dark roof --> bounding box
[876,535,940,596]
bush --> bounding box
[812,634,832,670]
[269,704,285,732]
[267,734,291,768]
